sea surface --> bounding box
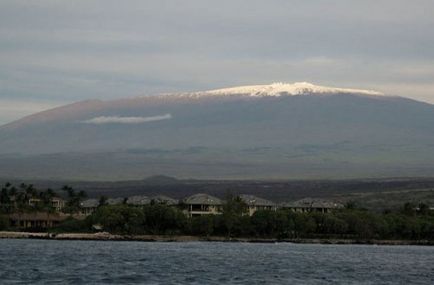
[0,239,433,284]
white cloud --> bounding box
[82,114,172,124]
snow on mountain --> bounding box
[182,82,384,98]
[0,81,434,180]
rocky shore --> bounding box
[0,231,433,245]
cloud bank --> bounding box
[82,114,172,124]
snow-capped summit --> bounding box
[198,82,383,97]
[0,80,433,180]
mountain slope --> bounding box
[1,82,433,180]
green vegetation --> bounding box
[50,217,92,233]
[52,199,434,240]
[1,182,433,240]
[0,214,9,230]
[62,185,86,214]
[0,182,66,214]
[0,182,89,215]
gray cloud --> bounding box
[0,0,433,125]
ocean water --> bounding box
[0,239,433,284]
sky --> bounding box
[1,0,434,125]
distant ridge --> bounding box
[143,175,179,184]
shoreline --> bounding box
[0,231,433,245]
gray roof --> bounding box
[183,193,223,205]
[80,199,99,208]
[239,194,275,207]
[283,198,344,209]
[151,195,178,205]
[126,195,150,206]
[106,197,124,205]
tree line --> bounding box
[1,182,433,240]
[0,183,87,213]
[53,199,434,240]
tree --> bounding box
[0,186,11,213]
[93,205,145,235]
[37,188,55,211]
[51,217,92,233]
[344,200,358,210]
[99,196,108,207]
[221,194,248,237]
[143,204,186,234]
[0,215,9,230]
[418,203,430,216]
[293,213,316,237]
[63,186,87,213]
[190,215,215,236]
[251,210,273,237]
[402,202,416,216]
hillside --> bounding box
[0,82,433,180]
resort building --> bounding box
[182,193,223,217]
[239,194,276,216]
[151,195,178,206]
[106,197,125,205]
[80,199,99,215]
[9,212,70,229]
[282,198,344,213]
[27,198,40,207]
[28,197,66,211]
[126,195,150,206]
[51,197,66,211]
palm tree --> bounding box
[38,188,55,212]
[19,183,27,191]
[63,185,87,213]
[25,184,37,197]
[99,196,108,207]
[9,186,17,197]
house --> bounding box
[282,198,344,213]
[51,197,66,211]
[126,195,150,206]
[182,193,223,217]
[28,198,41,207]
[28,197,65,212]
[151,195,178,206]
[239,194,276,216]
[9,212,70,229]
[80,199,99,215]
[106,197,125,205]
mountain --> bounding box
[1,82,434,180]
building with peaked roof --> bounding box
[151,195,178,206]
[126,195,150,206]
[282,198,344,213]
[9,212,70,229]
[106,197,124,205]
[28,197,66,212]
[239,194,276,216]
[182,193,223,217]
[51,197,66,211]
[80,199,99,216]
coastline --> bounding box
[0,231,432,245]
